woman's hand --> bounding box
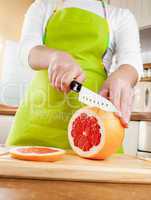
[100,65,138,128]
[48,51,85,93]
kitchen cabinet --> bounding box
[133,82,151,113]
[123,121,139,156]
[108,0,151,29]
[137,121,151,158]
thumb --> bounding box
[100,88,109,98]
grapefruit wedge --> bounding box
[10,146,66,162]
[68,107,125,160]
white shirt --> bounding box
[19,0,143,78]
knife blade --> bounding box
[70,80,117,112]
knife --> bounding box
[70,80,117,112]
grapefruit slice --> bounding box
[10,146,66,162]
[68,107,124,160]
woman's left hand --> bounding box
[100,65,137,128]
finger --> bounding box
[49,59,57,82]
[114,88,133,128]
[61,72,70,93]
[120,88,133,127]
[114,109,128,128]
[99,80,111,99]
[51,70,58,88]
[100,88,109,98]
[109,85,121,112]
[119,116,129,128]
[54,70,66,91]
[114,110,128,128]
[76,72,86,83]
[61,72,75,93]
[61,69,80,93]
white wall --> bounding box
[0,40,34,106]
[0,0,32,79]
[0,115,14,144]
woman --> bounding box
[6,0,143,151]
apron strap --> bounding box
[101,0,107,19]
[53,0,64,14]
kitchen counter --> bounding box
[0,152,151,200]
[131,112,151,122]
[0,104,17,116]
[0,104,151,121]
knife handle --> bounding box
[70,80,82,93]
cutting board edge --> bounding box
[0,163,151,184]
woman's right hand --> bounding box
[48,51,85,93]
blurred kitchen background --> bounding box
[0,0,151,156]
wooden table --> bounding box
[0,178,151,200]
[0,153,151,200]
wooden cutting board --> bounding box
[0,152,151,184]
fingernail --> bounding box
[125,119,129,125]
[123,118,129,128]
[123,124,128,128]
[117,111,122,117]
[125,115,130,123]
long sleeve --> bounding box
[18,0,53,68]
[104,7,143,80]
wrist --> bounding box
[48,49,60,65]
[29,45,60,70]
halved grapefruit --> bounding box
[68,107,125,160]
[10,146,66,162]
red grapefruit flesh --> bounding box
[71,114,101,151]
[68,107,125,160]
[10,146,66,162]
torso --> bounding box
[44,0,125,49]
[6,1,110,148]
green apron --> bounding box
[6,4,123,153]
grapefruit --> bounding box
[68,107,125,160]
[10,146,66,162]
